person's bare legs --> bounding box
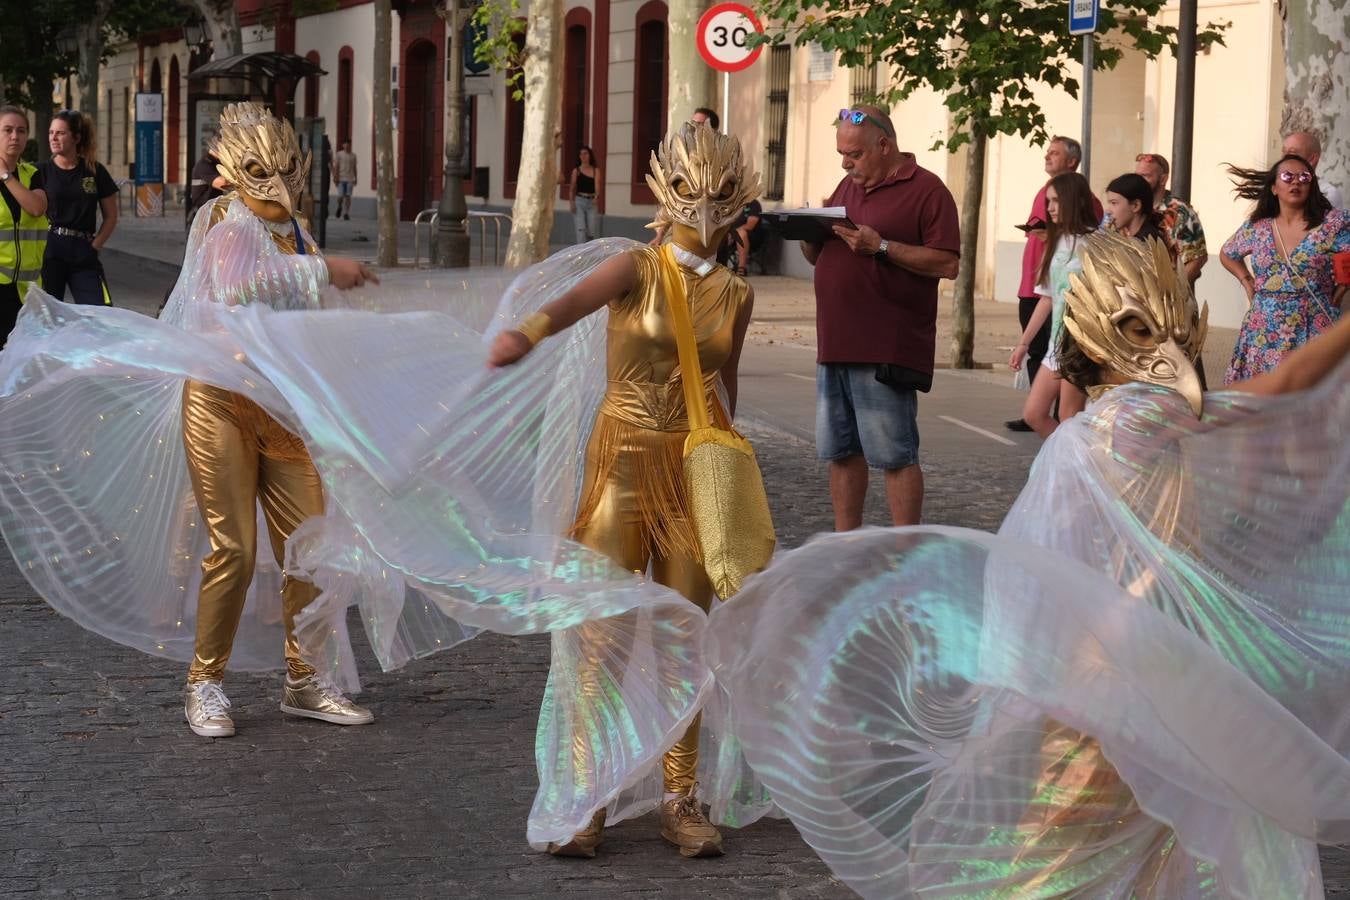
[830,454,869,531]
[1057,380,1087,424]
[1022,368,1062,437]
[884,463,923,526]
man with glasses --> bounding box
[1005,134,1100,432]
[802,105,959,530]
[1130,152,1208,286]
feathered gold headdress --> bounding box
[646,123,762,248]
[1062,231,1208,414]
[211,102,310,217]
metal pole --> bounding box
[435,0,471,268]
[1171,0,1197,201]
[722,71,730,135]
[1080,34,1094,184]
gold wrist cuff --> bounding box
[515,311,553,347]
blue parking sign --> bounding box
[1069,0,1098,34]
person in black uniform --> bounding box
[39,110,117,306]
[188,150,227,217]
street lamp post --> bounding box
[434,0,472,268]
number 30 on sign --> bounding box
[696,3,765,73]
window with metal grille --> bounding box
[848,57,877,106]
[762,45,790,202]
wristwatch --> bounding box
[0,170,10,182]
[873,238,890,260]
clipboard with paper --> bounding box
[763,206,856,243]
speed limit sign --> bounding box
[696,3,764,73]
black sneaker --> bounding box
[1004,418,1034,432]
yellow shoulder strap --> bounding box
[657,244,712,432]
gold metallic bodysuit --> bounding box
[571,246,749,794]
[183,196,325,684]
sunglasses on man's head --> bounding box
[836,109,895,138]
[1278,170,1314,185]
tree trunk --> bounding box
[1279,0,1349,192]
[434,0,471,268]
[75,0,113,122]
[32,93,54,162]
[949,130,985,369]
[191,0,244,59]
[666,0,716,135]
[373,0,399,267]
[504,0,564,268]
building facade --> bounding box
[64,0,1297,327]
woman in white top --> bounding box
[1009,171,1097,436]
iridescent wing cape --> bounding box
[0,225,758,846]
[706,370,1350,898]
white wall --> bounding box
[297,4,400,203]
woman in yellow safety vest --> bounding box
[0,105,50,344]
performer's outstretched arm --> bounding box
[487,252,640,367]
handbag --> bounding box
[657,244,776,600]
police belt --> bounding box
[50,226,95,241]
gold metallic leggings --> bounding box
[571,437,713,797]
[181,381,325,683]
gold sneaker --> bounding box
[280,674,374,726]
[547,808,607,858]
[660,789,724,858]
[185,681,235,738]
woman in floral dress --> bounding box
[1221,153,1349,382]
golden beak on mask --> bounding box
[692,197,718,250]
[1156,339,1204,416]
[268,172,295,217]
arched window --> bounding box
[337,46,354,146]
[561,9,591,199]
[630,1,667,205]
[304,51,321,120]
[168,56,181,184]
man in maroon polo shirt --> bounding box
[803,105,960,530]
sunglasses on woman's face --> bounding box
[1278,170,1314,185]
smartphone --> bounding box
[1015,218,1047,233]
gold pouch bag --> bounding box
[658,245,776,599]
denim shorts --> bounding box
[816,363,920,469]
[337,180,354,197]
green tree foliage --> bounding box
[0,0,83,109]
[0,0,184,109]
[752,0,1226,152]
[470,0,527,99]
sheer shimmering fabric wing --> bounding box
[214,242,716,845]
[0,292,298,669]
[707,527,1346,898]
[0,200,335,676]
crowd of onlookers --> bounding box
[1005,129,1348,435]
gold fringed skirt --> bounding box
[570,411,702,565]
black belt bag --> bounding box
[875,363,933,393]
